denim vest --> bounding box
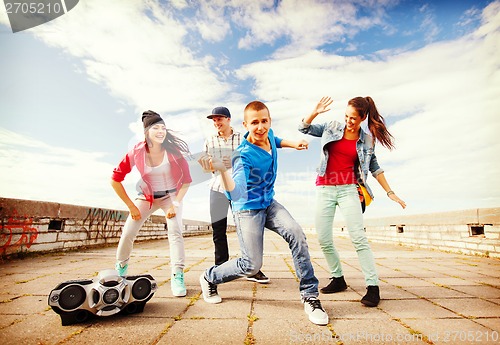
[298,120,384,199]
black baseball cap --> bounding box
[207,106,231,119]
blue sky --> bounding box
[0,0,498,226]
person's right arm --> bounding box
[111,152,141,220]
[110,180,141,220]
[198,155,235,192]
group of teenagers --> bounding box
[110,96,406,326]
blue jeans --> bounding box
[315,185,379,286]
[205,199,319,299]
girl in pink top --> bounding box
[111,110,192,297]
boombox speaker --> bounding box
[48,269,157,325]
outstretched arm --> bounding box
[303,96,333,124]
[280,139,309,150]
[375,173,406,209]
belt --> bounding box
[153,189,177,199]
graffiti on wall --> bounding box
[1,210,39,255]
[83,208,126,241]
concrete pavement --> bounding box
[0,231,499,344]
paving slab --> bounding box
[0,232,499,344]
[429,298,500,318]
[60,316,171,345]
[402,285,472,299]
[158,319,249,345]
[331,319,428,345]
[401,318,500,345]
[253,318,335,344]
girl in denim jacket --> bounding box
[299,96,405,307]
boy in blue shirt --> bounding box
[198,101,328,326]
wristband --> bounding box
[387,191,395,197]
[172,200,180,207]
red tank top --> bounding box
[316,137,357,186]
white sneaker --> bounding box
[303,297,328,325]
[199,273,222,304]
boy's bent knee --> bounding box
[238,257,261,276]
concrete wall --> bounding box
[330,208,500,258]
[0,197,232,258]
[2,197,499,258]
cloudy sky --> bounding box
[1,0,498,226]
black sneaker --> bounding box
[320,276,347,294]
[361,285,380,307]
[246,270,270,284]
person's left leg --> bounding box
[159,197,186,296]
[337,185,378,286]
[338,184,380,306]
[265,200,319,298]
[265,199,328,325]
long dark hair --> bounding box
[145,126,191,156]
[348,96,395,150]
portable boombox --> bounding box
[48,269,157,325]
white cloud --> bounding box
[418,4,441,43]
[0,128,124,210]
[194,1,232,42]
[26,0,233,114]
[172,0,396,58]
[231,0,392,57]
[170,0,190,10]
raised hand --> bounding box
[314,96,333,115]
